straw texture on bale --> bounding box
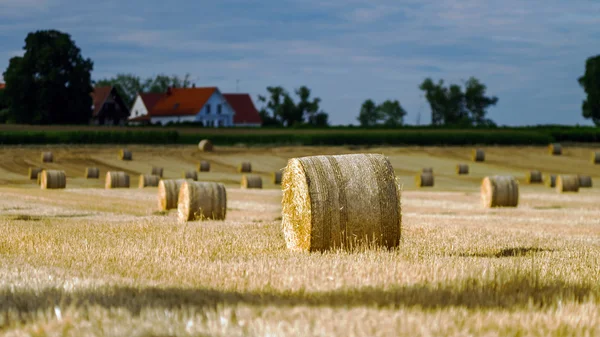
[422,167,433,174]
[158,179,189,211]
[526,170,543,184]
[578,175,593,188]
[138,174,160,188]
[241,175,263,189]
[281,153,402,252]
[592,152,600,164]
[183,170,198,181]
[151,167,163,178]
[472,149,485,162]
[105,171,130,189]
[549,143,562,155]
[198,161,210,172]
[415,172,434,187]
[37,174,41,185]
[40,170,67,190]
[198,139,214,152]
[556,175,579,193]
[119,149,132,161]
[85,167,99,179]
[481,176,519,208]
[456,164,469,175]
[545,175,556,188]
[41,152,53,163]
[273,171,283,184]
[177,181,227,222]
[28,167,42,180]
[238,162,252,173]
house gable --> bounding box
[223,93,262,126]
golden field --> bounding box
[0,144,599,336]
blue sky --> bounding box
[1,0,599,126]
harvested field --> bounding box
[0,144,599,336]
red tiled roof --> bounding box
[151,87,217,117]
[91,86,113,117]
[0,83,5,90]
[139,92,164,112]
[223,93,262,125]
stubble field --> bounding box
[0,144,599,336]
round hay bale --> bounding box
[472,149,485,162]
[119,149,132,161]
[281,153,401,252]
[183,170,198,181]
[198,139,214,152]
[40,170,66,190]
[456,164,469,175]
[416,172,434,187]
[85,167,99,179]
[198,160,210,172]
[526,170,543,184]
[549,143,562,155]
[578,175,593,188]
[556,175,579,193]
[238,162,252,173]
[177,181,227,222]
[28,167,43,180]
[105,171,130,189]
[139,174,160,188]
[481,176,519,208]
[37,173,41,185]
[592,152,600,164]
[151,167,163,178]
[273,171,283,185]
[241,175,263,189]
[157,179,189,211]
[422,167,433,174]
[41,152,53,163]
[545,174,556,188]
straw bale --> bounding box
[241,175,263,189]
[85,167,99,179]
[40,170,66,190]
[422,167,433,174]
[41,152,53,163]
[105,171,130,189]
[549,143,562,155]
[556,175,579,193]
[28,167,42,180]
[158,179,189,211]
[472,149,485,162]
[183,170,198,181]
[415,172,434,187]
[139,174,160,188]
[198,161,210,172]
[481,176,519,208]
[592,152,600,164]
[151,167,163,178]
[545,174,556,188]
[526,170,543,184]
[198,139,214,152]
[238,162,252,173]
[177,181,227,222]
[119,149,132,161]
[578,175,593,188]
[273,171,283,184]
[456,164,469,175]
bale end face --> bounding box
[415,173,434,187]
[198,139,214,152]
[481,176,519,208]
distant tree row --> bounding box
[257,86,329,127]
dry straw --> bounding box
[177,181,227,222]
[281,153,401,252]
[198,160,210,172]
[578,175,593,188]
[456,164,469,175]
[151,167,164,178]
[28,167,42,180]
[526,170,543,184]
[415,172,434,187]
[139,174,160,188]
[238,162,252,173]
[549,143,562,155]
[85,167,99,179]
[158,179,189,211]
[119,149,132,161]
[556,175,579,193]
[241,175,263,189]
[592,152,600,164]
[183,170,198,181]
[41,152,53,163]
[105,171,130,189]
[545,174,556,188]
[422,167,433,174]
[198,139,214,152]
[273,171,283,184]
[40,170,67,190]
[481,176,519,208]
[472,149,485,162]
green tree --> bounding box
[357,99,380,126]
[578,55,600,126]
[257,85,329,127]
[2,30,93,124]
[378,100,407,126]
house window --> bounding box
[218,120,224,127]
[206,104,211,114]
[217,104,222,114]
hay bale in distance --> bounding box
[526,170,543,184]
[198,161,210,172]
[139,174,160,188]
[105,171,130,189]
[422,167,433,174]
[472,149,485,162]
[549,143,562,155]
[578,175,593,188]
[28,167,43,180]
[198,139,214,152]
[183,170,198,181]
[177,181,227,222]
[41,152,53,163]
[40,170,66,190]
[241,175,263,189]
[592,152,600,164]
[119,149,132,161]
[151,167,163,178]
[85,167,99,179]
[238,162,252,173]
[456,164,469,175]
[273,171,283,184]
[415,172,434,188]
[281,153,401,252]
[481,176,519,208]
[556,175,579,193]
[158,179,189,211]
[545,174,556,188]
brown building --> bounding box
[91,86,130,125]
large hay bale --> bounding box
[139,174,160,188]
[105,171,130,189]
[198,160,210,172]
[549,143,562,155]
[273,171,283,184]
[472,149,485,162]
[281,153,401,252]
[578,175,593,188]
[456,164,469,175]
[481,176,519,208]
[85,167,99,179]
[241,175,263,189]
[119,149,132,161]
[422,167,433,174]
[41,152,53,163]
[415,172,434,187]
[151,167,163,178]
[545,174,556,188]
[592,152,600,164]
[556,175,579,193]
[198,139,214,152]
[28,167,43,180]
[40,170,66,190]
[158,179,188,211]
[238,162,252,173]
[526,170,543,184]
[183,170,198,181]
[177,181,227,222]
